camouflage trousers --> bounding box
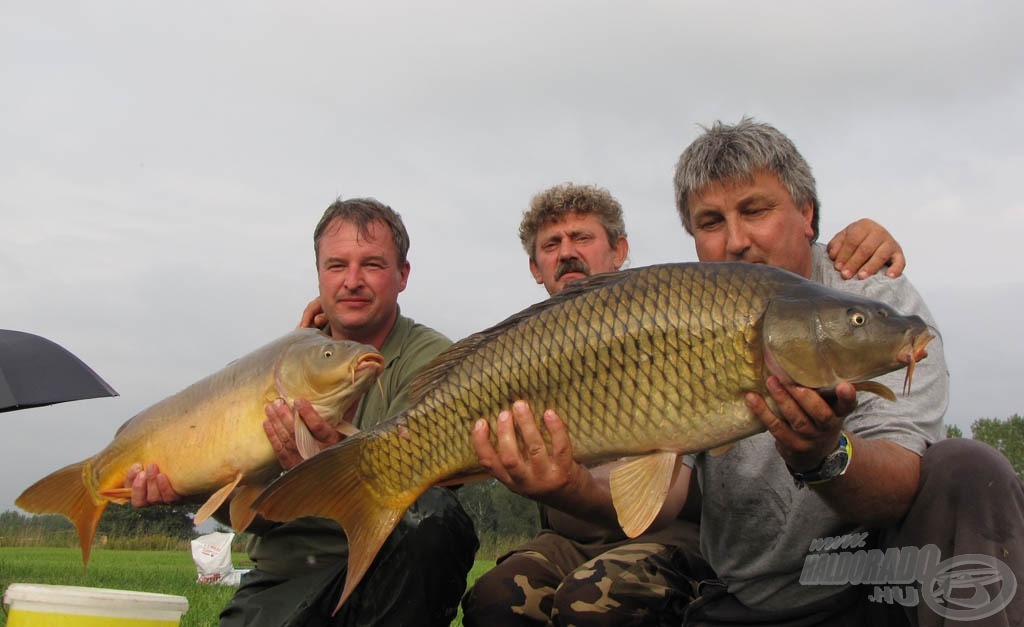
[462,524,714,627]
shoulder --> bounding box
[355,316,451,427]
[810,244,938,328]
[391,315,452,367]
[810,244,947,450]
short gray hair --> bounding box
[673,118,820,241]
[313,197,410,265]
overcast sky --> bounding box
[2,1,1022,514]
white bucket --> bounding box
[2,583,189,626]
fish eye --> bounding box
[323,349,333,359]
[849,310,867,326]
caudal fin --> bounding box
[252,437,419,614]
[15,460,107,568]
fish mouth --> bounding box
[353,353,386,382]
[896,328,935,395]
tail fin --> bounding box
[15,461,108,568]
[252,437,419,614]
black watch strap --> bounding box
[788,431,853,489]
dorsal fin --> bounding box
[407,269,635,402]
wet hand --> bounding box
[125,463,181,508]
[471,401,584,499]
[263,398,344,469]
[746,377,857,472]
[827,218,905,280]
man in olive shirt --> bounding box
[129,198,478,626]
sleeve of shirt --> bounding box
[841,274,949,455]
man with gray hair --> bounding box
[465,179,920,626]
[669,118,1022,625]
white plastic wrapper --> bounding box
[191,531,236,584]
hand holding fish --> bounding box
[472,400,620,527]
[263,398,353,470]
[472,401,577,496]
[745,377,857,473]
[125,463,181,507]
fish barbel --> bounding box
[252,262,933,612]
[16,328,384,567]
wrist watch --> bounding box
[788,431,853,489]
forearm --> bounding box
[536,463,620,529]
[543,460,693,535]
[813,435,920,527]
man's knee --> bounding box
[920,438,1020,503]
[550,557,621,624]
[462,552,556,626]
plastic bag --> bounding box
[191,531,236,584]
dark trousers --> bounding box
[685,439,1024,627]
[465,438,1024,626]
[219,487,479,627]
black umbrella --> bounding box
[0,329,118,413]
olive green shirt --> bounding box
[246,313,451,576]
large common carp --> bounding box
[252,262,934,612]
[16,328,384,567]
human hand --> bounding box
[471,400,586,500]
[125,463,181,508]
[827,218,905,280]
[263,398,345,469]
[745,377,857,473]
[298,297,328,331]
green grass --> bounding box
[0,547,494,626]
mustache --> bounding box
[555,258,590,281]
[340,287,371,299]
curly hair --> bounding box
[519,183,627,259]
[673,118,820,241]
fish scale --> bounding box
[398,263,770,480]
[252,261,932,614]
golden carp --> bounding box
[252,262,933,612]
[16,328,384,567]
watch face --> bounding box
[821,450,849,478]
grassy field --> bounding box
[0,547,493,626]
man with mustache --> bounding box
[462,182,908,626]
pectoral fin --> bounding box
[295,410,360,459]
[294,411,320,460]
[609,451,680,538]
[853,381,896,402]
[195,473,243,525]
[228,484,264,531]
[337,421,360,438]
[97,487,133,501]
[709,443,735,456]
